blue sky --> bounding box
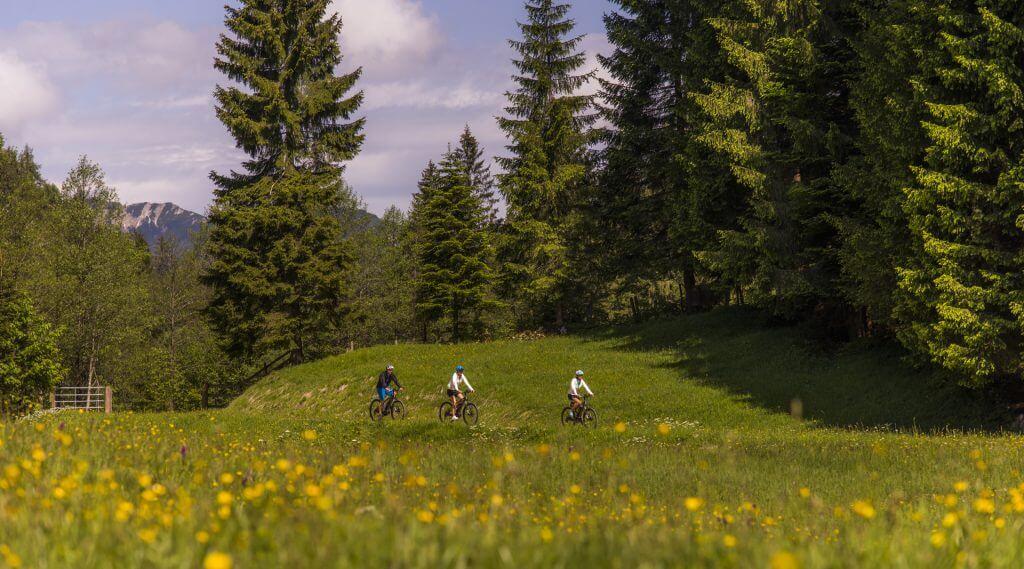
[0,1,613,214]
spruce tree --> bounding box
[596,0,742,311]
[497,0,596,328]
[693,0,860,322]
[596,2,677,285]
[453,126,498,227]
[833,0,931,333]
[414,147,494,342]
[206,0,364,362]
[895,3,1024,386]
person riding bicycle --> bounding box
[377,364,402,402]
[447,365,474,420]
[568,369,593,418]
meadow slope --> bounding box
[2,310,1024,568]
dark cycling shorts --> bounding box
[568,393,582,403]
[447,389,460,397]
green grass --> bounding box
[2,309,1023,568]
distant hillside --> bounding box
[122,202,383,249]
[121,202,206,249]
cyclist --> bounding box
[568,369,593,418]
[377,364,402,404]
[447,365,474,420]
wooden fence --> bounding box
[51,386,112,413]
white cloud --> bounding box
[363,80,503,111]
[0,51,58,128]
[578,33,611,98]
[331,0,444,73]
[0,20,214,90]
[134,95,212,109]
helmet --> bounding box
[386,364,394,371]
[575,370,584,376]
[455,365,464,372]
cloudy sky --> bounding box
[0,0,613,215]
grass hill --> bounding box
[233,308,999,432]
[5,309,1024,568]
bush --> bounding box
[0,287,65,416]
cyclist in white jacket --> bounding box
[568,370,593,417]
[447,365,474,420]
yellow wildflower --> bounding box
[203,551,233,569]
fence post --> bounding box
[50,392,56,410]
[104,386,112,414]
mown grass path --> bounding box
[1,310,1021,568]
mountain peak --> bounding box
[122,202,206,249]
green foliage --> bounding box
[597,0,745,311]
[453,126,498,227]
[205,171,354,362]
[413,146,496,342]
[208,0,364,363]
[0,284,64,415]
[34,158,155,397]
[692,0,860,320]
[832,1,930,330]
[213,0,364,188]
[894,3,1024,387]
[347,206,418,346]
[497,0,596,328]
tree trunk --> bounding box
[201,382,210,409]
[683,265,699,313]
[293,334,305,364]
[555,300,565,329]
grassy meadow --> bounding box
[3,310,1024,567]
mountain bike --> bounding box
[561,395,596,427]
[438,391,478,426]
[369,390,406,422]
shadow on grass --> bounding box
[586,308,1006,432]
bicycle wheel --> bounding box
[390,400,406,420]
[561,407,574,426]
[369,399,383,422]
[438,401,453,423]
[462,402,479,426]
[582,407,597,427]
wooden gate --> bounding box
[51,386,112,413]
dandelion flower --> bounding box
[851,501,875,519]
[770,551,799,569]
[204,551,233,569]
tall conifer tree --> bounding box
[414,147,494,342]
[895,3,1024,386]
[497,0,596,327]
[596,0,741,310]
[453,126,498,227]
[834,0,931,332]
[693,0,860,321]
[206,0,364,362]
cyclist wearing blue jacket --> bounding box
[377,365,402,401]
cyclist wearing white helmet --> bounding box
[568,369,593,417]
[376,364,402,401]
[447,365,474,420]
